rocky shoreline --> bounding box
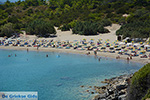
[80,74,133,100]
[93,74,133,100]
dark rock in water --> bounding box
[80,85,84,88]
[89,86,92,88]
[101,86,106,90]
[56,83,62,87]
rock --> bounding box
[118,94,127,100]
[89,86,92,88]
[119,90,126,95]
[80,85,84,88]
[101,86,107,90]
[98,93,107,99]
[116,84,127,91]
[92,95,101,100]
[107,89,114,95]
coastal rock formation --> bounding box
[92,74,133,100]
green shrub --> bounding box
[61,24,70,31]
[26,19,56,37]
[142,89,150,100]
[72,21,109,35]
[128,63,150,100]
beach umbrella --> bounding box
[89,40,94,43]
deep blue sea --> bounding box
[0,49,143,100]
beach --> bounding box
[0,45,149,64]
[1,24,149,64]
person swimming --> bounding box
[46,54,48,57]
[98,57,101,62]
[57,55,60,58]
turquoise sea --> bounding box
[0,49,143,100]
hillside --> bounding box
[0,0,150,38]
[128,63,150,100]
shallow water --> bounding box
[0,49,143,100]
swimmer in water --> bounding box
[46,54,48,57]
[15,54,17,57]
[57,55,60,58]
[98,57,101,62]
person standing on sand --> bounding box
[94,50,97,56]
[127,57,130,61]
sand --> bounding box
[22,24,120,43]
[0,24,149,64]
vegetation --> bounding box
[142,89,150,100]
[128,63,150,100]
[60,24,70,31]
[72,21,110,35]
[116,8,150,39]
[0,23,15,37]
[26,19,56,37]
[0,0,150,37]
[116,21,150,39]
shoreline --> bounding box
[0,46,148,64]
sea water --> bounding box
[0,49,143,100]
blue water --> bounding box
[0,49,143,100]
[0,0,23,3]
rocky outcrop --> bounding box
[91,74,133,100]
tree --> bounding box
[0,23,14,37]
[26,19,56,37]
[72,21,109,35]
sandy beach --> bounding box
[0,24,149,64]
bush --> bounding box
[128,63,150,100]
[61,24,70,31]
[142,89,150,100]
[26,19,56,37]
[72,21,109,35]
[0,23,14,37]
[116,21,150,38]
